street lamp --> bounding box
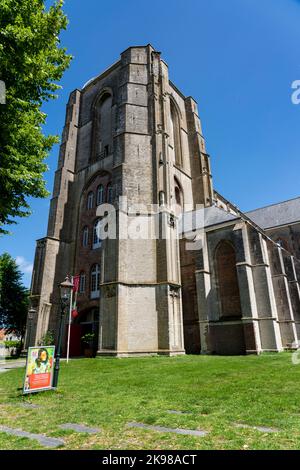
[52,276,73,388]
[27,308,36,348]
[20,307,36,357]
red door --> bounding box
[64,324,83,357]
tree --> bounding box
[0,0,72,234]
[0,253,29,340]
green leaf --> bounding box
[0,0,72,234]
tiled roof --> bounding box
[246,197,300,229]
[180,205,238,234]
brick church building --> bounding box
[26,45,300,356]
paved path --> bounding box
[0,359,26,373]
[234,423,280,433]
[60,423,101,434]
[0,425,64,448]
[127,422,208,437]
[0,357,78,373]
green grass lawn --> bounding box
[0,353,300,450]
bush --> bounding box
[81,333,95,345]
[38,330,55,346]
[4,340,21,349]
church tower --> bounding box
[27,45,213,356]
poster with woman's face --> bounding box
[23,346,55,394]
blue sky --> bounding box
[1,0,300,287]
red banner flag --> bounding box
[73,275,80,293]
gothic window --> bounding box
[170,100,182,167]
[215,241,242,319]
[107,182,113,203]
[159,191,165,206]
[87,191,94,210]
[82,226,89,247]
[174,178,183,215]
[93,219,101,249]
[90,264,100,298]
[94,93,112,159]
[79,272,86,293]
[96,184,104,206]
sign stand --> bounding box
[23,346,56,394]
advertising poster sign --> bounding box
[23,346,55,394]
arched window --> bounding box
[94,93,112,159]
[96,184,104,206]
[93,219,101,249]
[159,191,165,206]
[82,226,89,247]
[170,100,182,167]
[87,191,94,210]
[174,178,183,215]
[79,272,86,293]
[106,182,113,203]
[215,241,242,319]
[90,264,100,298]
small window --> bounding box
[87,191,94,210]
[82,226,89,247]
[107,183,113,203]
[159,191,165,206]
[93,219,101,249]
[96,184,104,206]
[104,145,109,157]
[79,272,86,293]
[174,179,183,215]
[90,264,100,299]
[175,186,181,205]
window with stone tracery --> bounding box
[79,272,86,293]
[94,93,112,160]
[169,100,182,167]
[107,182,113,203]
[82,226,89,247]
[87,191,94,209]
[93,219,101,249]
[90,264,100,298]
[96,184,104,206]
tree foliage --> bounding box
[0,0,72,233]
[0,252,29,338]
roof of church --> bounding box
[180,196,300,235]
[180,205,238,234]
[246,197,300,229]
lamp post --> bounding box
[27,308,36,348]
[21,307,36,357]
[52,276,73,388]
